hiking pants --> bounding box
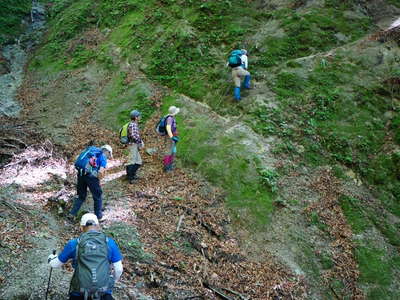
[69,294,113,300]
[71,174,103,219]
[126,143,142,180]
[162,136,177,171]
[128,143,142,165]
[231,67,250,87]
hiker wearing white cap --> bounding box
[69,145,113,222]
[48,213,123,300]
[126,110,144,184]
[163,106,180,172]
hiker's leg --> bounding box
[126,164,135,180]
[70,175,87,216]
[238,68,250,89]
[232,68,241,100]
[127,144,142,180]
[244,74,251,89]
[101,294,114,300]
[164,139,176,172]
[68,294,84,300]
[132,164,141,178]
[87,175,103,219]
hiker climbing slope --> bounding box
[227,49,251,101]
[69,145,113,222]
[48,213,123,300]
[126,110,144,184]
[158,106,180,172]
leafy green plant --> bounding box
[0,0,31,45]
[258,168,279,193]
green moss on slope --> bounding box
[0,0,31,45]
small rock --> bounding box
[145,148,157,155]
[345,169,356,179]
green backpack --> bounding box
[119,122,130,144]
[70,231,112,299]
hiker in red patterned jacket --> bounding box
[126,110,144,184]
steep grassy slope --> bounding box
[27,0,400,298]
[0,0,31,46]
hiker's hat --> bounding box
[168,106,180,116]
[130,110,141,118]
[241,49,247,55]
[80,213,99,226]
[101,144,113,158]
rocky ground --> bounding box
[0,110,306,299]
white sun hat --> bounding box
[101,144,113,158]
[80,213,99,226]
[168,106,180,116]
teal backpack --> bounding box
[228,49,242,67]
[70,231,112,300]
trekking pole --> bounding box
[45,249,56,300]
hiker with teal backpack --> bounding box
[126,110,144,183]
[48,213,123,300]
[156,106,180,172]
[227,49,251,101]
[69,145,113,222]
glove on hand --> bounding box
[48,254,57,263]
[171,136,180,143]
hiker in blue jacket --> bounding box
[48,213,123,300]
[227,49,251,101]
[69,145,113,222]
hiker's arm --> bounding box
[48,240,76,268]
[166,124,173,138]
[48,256,63,268]
[112,261,123,282]
[242,56,248,69]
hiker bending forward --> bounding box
[126,110,144,183]
[228,49,251,101]
[48,213,123,300]
[70,145,113,222]
[163,106,180,172]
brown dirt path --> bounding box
[60,103,307,299]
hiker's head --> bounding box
[241,49,247,55]
[80,213,100,232]
[168,106,180,116]
[130,110,141,120]
[101,144,113,159]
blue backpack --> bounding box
[228,50,242,68]
[155,115,171,136]
[75,146,103,176]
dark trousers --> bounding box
[126,164,140,180]
[69,294,113,300]
[70,174,103,218]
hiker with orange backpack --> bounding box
[227,49,251,101]
[126,110,144,183]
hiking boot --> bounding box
[66,214,76,223]
[98,216,107,223]
[164,164,174,172]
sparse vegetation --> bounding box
[0,0,31,46]
[16,0,400,297]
